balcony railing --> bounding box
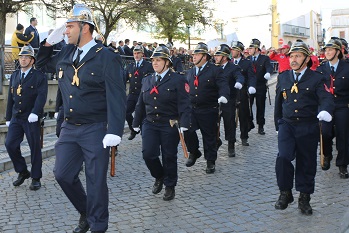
[282,24,310,38]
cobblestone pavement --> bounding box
[0,75,349,233]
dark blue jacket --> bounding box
[235,58,256,88]
[25,25,40,49]
[248,54,273,89]
[316,60,349,106]
[186,62,230,108]
[6,68,47,120]
[274,68,334,130]
[222,62,245,99]
[170,56,184,73]
[36,41,126,136]
[125,60,154,95]
[133,71,191,128]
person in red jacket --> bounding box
[269,44,291,73]
[309,47,319,70]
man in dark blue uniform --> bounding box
[132,45,191,201]
[317,38,349,178]
[184,42,229,174]
[36,4,126,233]
[248,38,273,135]
[274,41,334,215]
[125,45,154,140]
[5,45,47,191]
[167,42,184,73]
[231,41,256,146]
[214,44,244,157]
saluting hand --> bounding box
[46,23,66,46]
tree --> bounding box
[143,0,212,44]
[0,0,35,45]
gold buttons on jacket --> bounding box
[70,109,73,112]
[154,97,157,100]
[19,102,22,104]
[19,110,22,113]
[295,110,298,113]
[294,99,297,103]
[154,106,158,109]
[70,95,73,99]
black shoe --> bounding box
[241,139,249,146]
[216,138,223,150]
[228,141,235,157]
[163,186,175,201]
[13,170,30,186]
[206,161,216,174]
[185,150,202,167]
[339,166,349,179]
[29,178,41,190]
[152,178,164,194]
[298,193,312,215]
[248,122,255,132]
[73,213,90,233]
[275,190,294,210]
[321,156,332,171]
[128,130,138,140]
[258,126,265,135]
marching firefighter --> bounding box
[274,41,334,215]
[184,42,229,174]
[132,45,191,201]
[214,44,244,157]
[316,38,349,178]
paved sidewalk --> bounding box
[1,74,349,233]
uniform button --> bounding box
[195,87,197,89]
[19,110,22,113]
[135,87,137,89]
[334,95,337,97]
[156,114,159,117]
[135,77,137,79]
[135,82,137,84]
[65,118,68,121]
[294,99,297,103]
[70,109,73,112]
[333,86,335,89]
[70,95,73,98]
[19,102,21,104]
[154,97,157,100]
[297,118,299,120]
[195,94,198,97]
[295,110,298,113]
[155,106,157,109]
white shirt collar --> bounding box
[156,69,170,80]
[76,39,97,61]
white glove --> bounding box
[264,72,271,80]
[248,87,256,94]
[180,127,188,133]
[54,112,59,119]
[234,82,243,90]
[218,96,228,104]
[28,113,38,123]
[6,121,10,127]
[317,111,332,122]
[47,24,66,45]
[102,134,121,148]
[133,127,140,133]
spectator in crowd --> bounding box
[118,40,125,55]
[25,17,40,51]
[124,39,133,58]
[269,45,291,73]
[11,23,34,69]
[131,40,138,51]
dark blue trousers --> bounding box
[54,122,109,232]
[220,100,236,142]
[323,106,349,167]
[238,87,251,140]
[249,88,267,126]
[5,118,42,179]
[184,107,219,161]
[142,120,179,187]
[126,93,139,130]
[276,119,319,194]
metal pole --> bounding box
[0,44,4,94]
[187,26,191,50]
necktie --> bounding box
[21,73,25,83]
[74,49,83,67]
[234,60,238,65]
[197,67,201,75]
[330,66,335,75]
[136,62,139,68]
[295,72,301,82]
[156,75,161,84]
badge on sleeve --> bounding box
[185,83,190,93]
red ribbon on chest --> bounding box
[150,86,159,94]
[324,74,335,94]
[194,75,199,87]
[134,70,139,76]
